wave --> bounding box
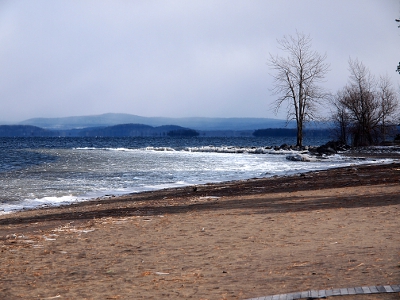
[0,179,194,215]
[0,195,84,215]
[74,146,176,152]
[183,146,299,154]
[75,145,301,155]
[74,147,136,152]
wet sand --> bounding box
[1,162,400,300]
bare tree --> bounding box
[330,90,351,144]
[333,59,399,146]
[268,32,330,147]
[337,59,380,146]
[377,74,399,141]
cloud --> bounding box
[0,0,399,122]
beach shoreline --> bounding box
[1,162,400,299]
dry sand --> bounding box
[1,162,399,300]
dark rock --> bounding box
[312,141,350,156]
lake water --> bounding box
[0,137,390,214]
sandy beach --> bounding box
[1,162,399,300]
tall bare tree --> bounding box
[268,32,330,147]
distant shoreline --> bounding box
[0,123,330,138]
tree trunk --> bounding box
[296,120,303,147]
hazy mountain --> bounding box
[0,125,55,137]
[18,113,296,131]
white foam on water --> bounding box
[0,148,395,215]
[0,195,84,215]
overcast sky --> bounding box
[0,0,399,123]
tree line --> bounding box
[268,31,399,147]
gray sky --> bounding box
[0,0,399,123]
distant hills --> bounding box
[0,125,54,137]
[18,113,296,131]
[0,124,200,138]
[0,123,331,138]
[0,113,333,138]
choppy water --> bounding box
[0,137,391,214]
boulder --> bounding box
[312,141,350,156]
